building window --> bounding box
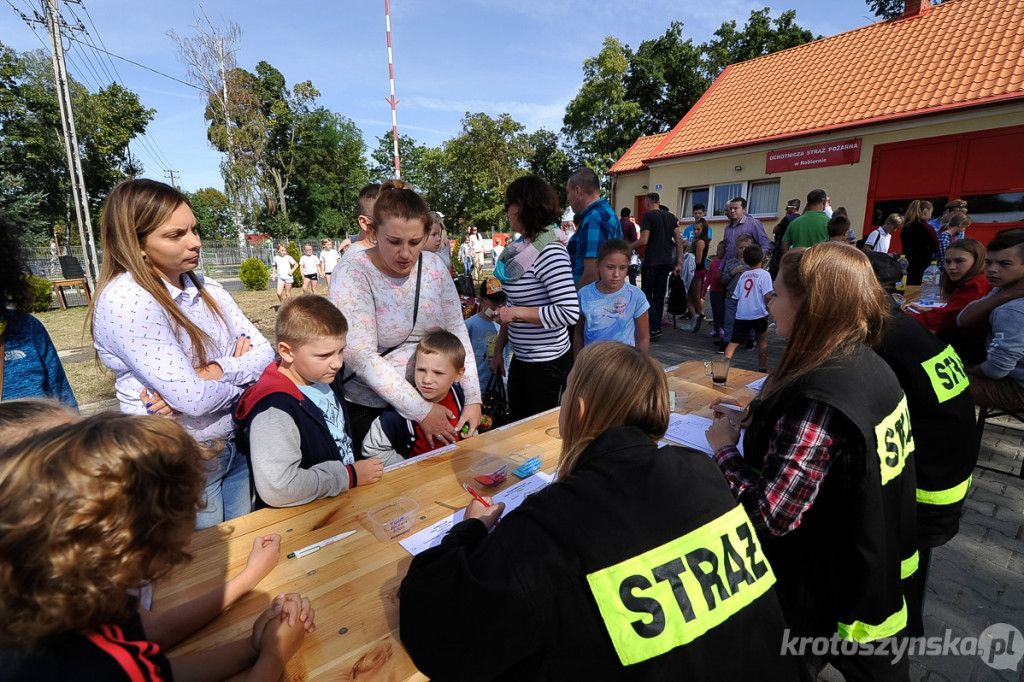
[682,180,781,219]
[748,180,781,217]
[961,192,1024,224]
[681,187,709,218]
[712,183,744,217]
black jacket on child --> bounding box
[233,361,357,508]
[400,426,798,681]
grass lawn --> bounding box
[39,288,288,407]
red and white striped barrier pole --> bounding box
[385,0,401,178]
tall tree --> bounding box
[442,112,530,232]
[702,9,816,80]
[867,0,942,19]
[0,42,153,245]
[170,12,259,249]
[563,11,817,172]
[288,107,367,238]
[524,128,572,208]
[561,37,642,177]
[246,61,320,220]
[187,187,233,239]
[624,22,707,134]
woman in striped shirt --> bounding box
[491,175,579,421]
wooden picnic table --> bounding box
[156,360,765,680]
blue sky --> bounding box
[4,0,882,192]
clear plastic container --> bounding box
[470,454,509,487]
[367,497,420,542]
[919,261,941,306]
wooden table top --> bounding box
[156,360,765,680]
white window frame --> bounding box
[681,179,781,220]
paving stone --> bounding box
[964,497,998,517]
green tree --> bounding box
[442,112,531,232]
[0,42,153,245]
[524,129,572,208]
[563,12,817,171]
[369,132,432,189]
[702,9,817,81]
[867,0,942,19]
[562,37,642,176]
[170,13,258,248]
[288,108,367,238]
[624,22,707,134]
[188,187,233,239]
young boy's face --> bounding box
[280,334,347,386]
[278,245,288,256]
[984,247,1024,289]
[415,351,465,403]
[737,240,751,255]
[304,245,313,255]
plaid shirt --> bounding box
[571,198,621,285]
[713,399,844,537]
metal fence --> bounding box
[20,238,360,282]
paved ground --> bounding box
[69,290,1022,680]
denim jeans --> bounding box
[195,435,252,530]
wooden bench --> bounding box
[51,278,91,310]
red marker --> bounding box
[462,482,492,508]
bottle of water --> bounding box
[919,261,941,306]
[896,254,909,293]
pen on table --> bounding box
[287,530,357,559]
[462,482,492,508]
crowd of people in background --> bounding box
[2,168,1023,680]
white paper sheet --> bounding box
[662,413,745,456]
[398,472,554,556]
[746,376,767,392]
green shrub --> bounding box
[239,258,271,291]
[25,275,55,312]
[286,241,301,264]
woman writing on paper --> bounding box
[401,342,797,680]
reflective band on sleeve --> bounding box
[586,505,775,666]
[837,598,908,642]
[874,395,914,486]
[917,475,972,506]
[901,551,919,580]
[920,345,969,403]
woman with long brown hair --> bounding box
[904,237,991,363]
[706,243,918,680]
[899,199,938,285]
[90,179,274,528]
[401,342,796,680]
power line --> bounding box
[65,35,200,91]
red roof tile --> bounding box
[608,132,668,174]
[647,0,1024,162]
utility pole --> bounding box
[165,169,180,189]
[42,0,99,290]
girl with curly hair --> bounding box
[0,409,315,681]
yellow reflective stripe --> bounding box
[920,345,969,403]
[874,394,915,486]
[901,551,919,580]
[587,505,775,666]
[917,475,972,506]
[837,598,908,642]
